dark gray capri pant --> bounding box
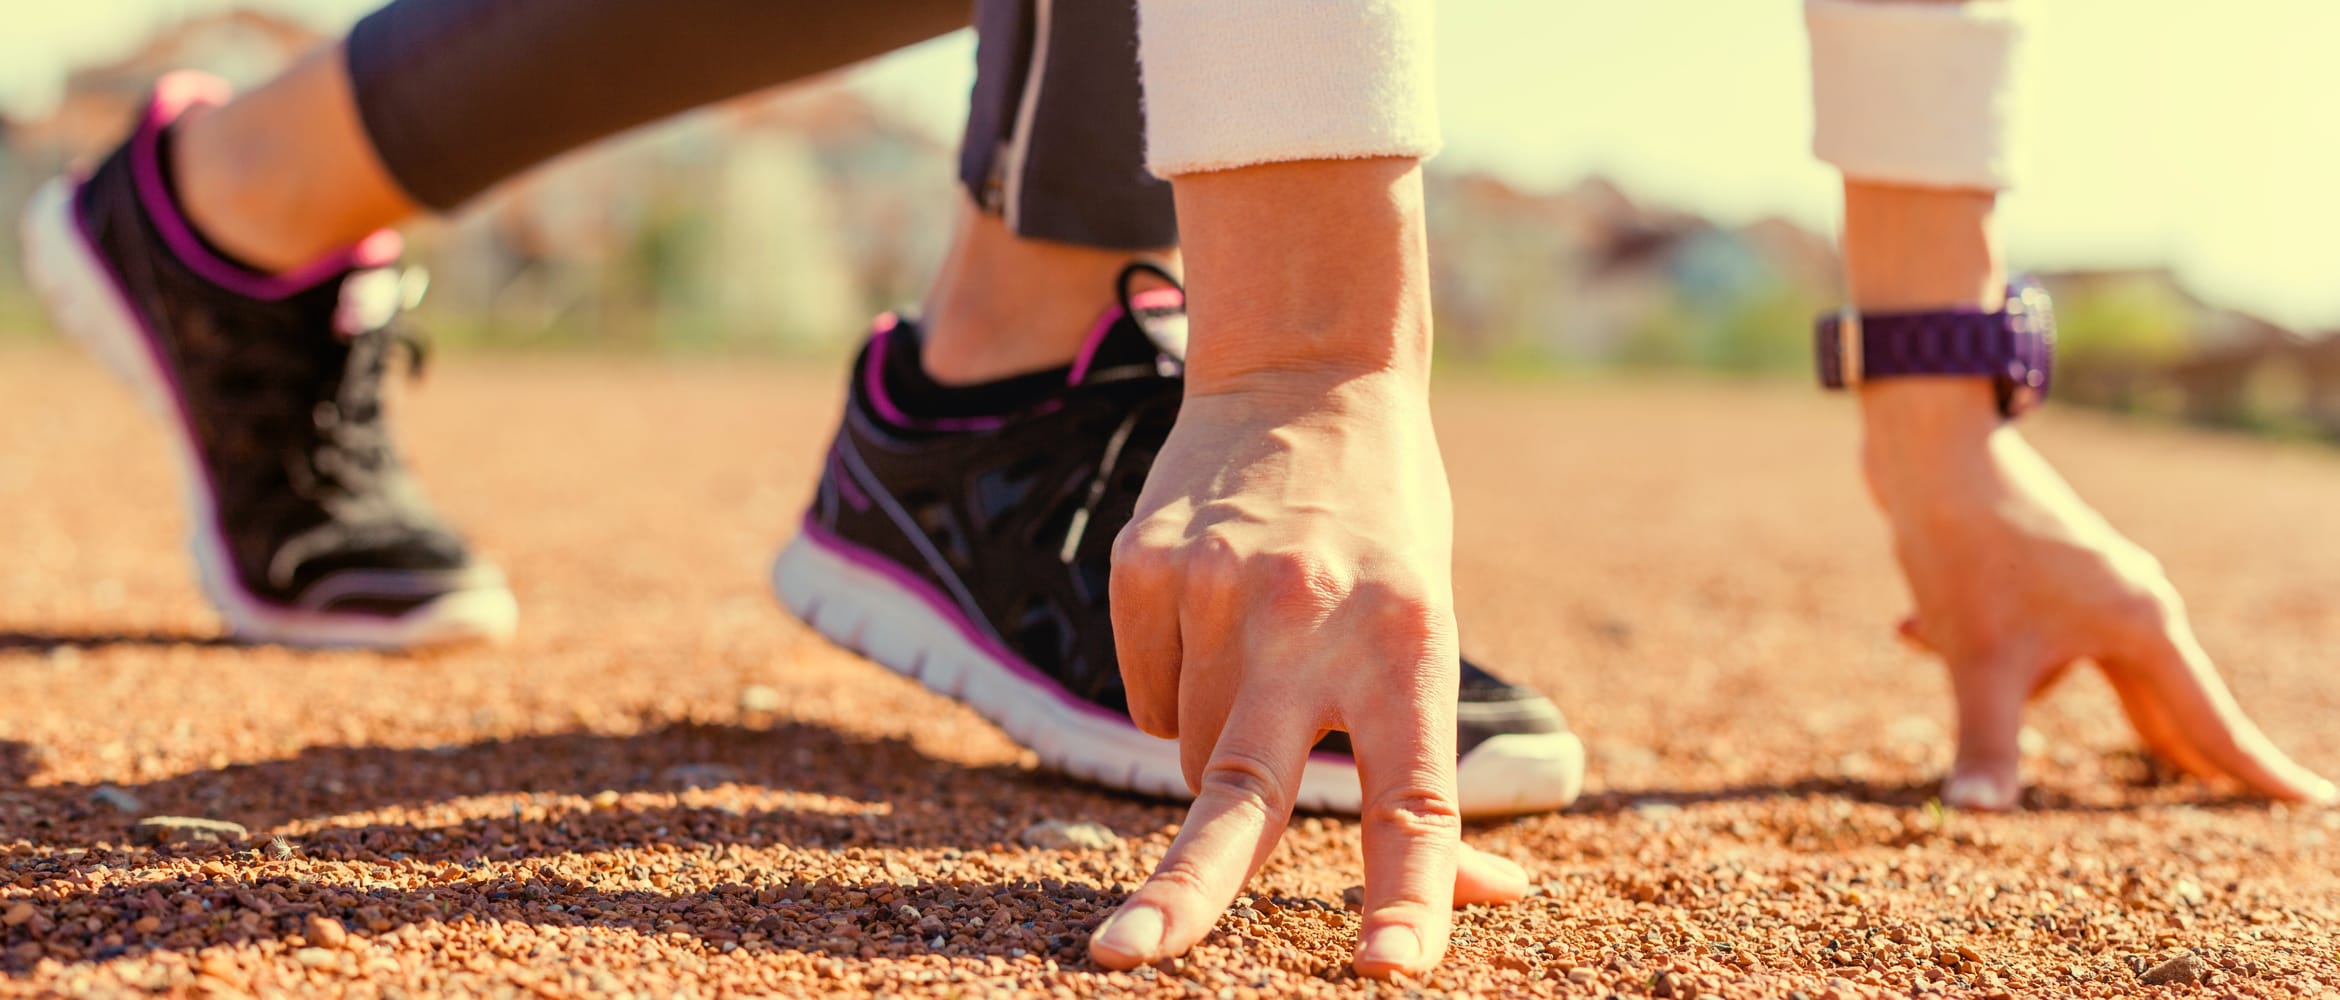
[346,0,1177,250]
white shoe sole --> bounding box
[19,177,517,649]
[773,520,1584,817]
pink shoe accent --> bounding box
[128,71,402,303]
[1130,287,1185,313]
[1065,306,1125,386]
[1069,286,1184,386]
[860,317,1010,433]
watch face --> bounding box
[1999,280,2056,418]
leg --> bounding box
[23,0,966,648]
[920,201,1164,383]
[922,0,1177,383]
[176,0,971,271]
[173,46,412,273]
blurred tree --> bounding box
[2050,279,2192,369]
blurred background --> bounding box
[7,1,2340,436]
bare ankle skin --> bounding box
[172,43,419,273]
[919,199,1179,385]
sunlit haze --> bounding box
[12,0,2340,326]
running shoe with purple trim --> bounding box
[17,72,515,648]
[773,265,1584,816]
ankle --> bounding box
[921,293,1115,384]
[919,200,1177,384]
[171,120,323,273]
[168,45,418,274]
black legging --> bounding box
[346,0,1176,249]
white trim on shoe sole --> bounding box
[773,522,1585,817]
[18,177,517,649]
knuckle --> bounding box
[1198,752,1292,816]
[1109,525,1172,581]
[1364,787,1465,839]
[1183,531,1247,593]
[1129,703,1178,741]
[1353,579,1455,651]
[2105,581,2181,634]
[1143,856,1216,903]
[1257,551,1342,623]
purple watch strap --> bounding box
[1816,310,2022,388]
[1813,282,2056,418]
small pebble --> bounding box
[307,915,349,950]
[2139,950,2205,986]
[661,762,744,788]
[90,785,143,813]
[738,685,784,714]
[134,816,248,844]
[1016,819,1119,850]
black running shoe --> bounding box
[774,266,1583,816]
[18,72,514,648]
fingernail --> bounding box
[1092,905,1164,962]
[1942,774,2017,811]
[2307,778,2338,805]
[1357,925,1421,970]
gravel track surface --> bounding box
[3,346,2338,998]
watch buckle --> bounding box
[1837,308,1863,389]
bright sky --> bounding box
[12,1,2340,327]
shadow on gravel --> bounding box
[1570,777,1941,814]
[1,868,1131,972]
[1,722,1186,971]
[1571,775,2266,817]
[0,629,236,653]
[0,722,1152,853]
[0,742,42,787]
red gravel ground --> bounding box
[3,344,2339,998]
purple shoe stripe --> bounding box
[1065,305,1127,386]
[60,180,281,610]
[827,444,872,513]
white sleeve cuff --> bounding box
[1806,0,2027,191]
[1136,0,1441,178]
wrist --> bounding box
[1170,157,1434,396]
[1858,380,2004,513]
[1858,379,2001,441]
[1183,365,1431,432]
[1183,320,1432,400]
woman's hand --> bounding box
[1863,380,2335,810]
[1089,374,1527,977]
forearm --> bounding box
[1844,181,2007,473]
[1813,0,2027,461]
[1842,182,2002,314]
[1132,1,1441,396]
